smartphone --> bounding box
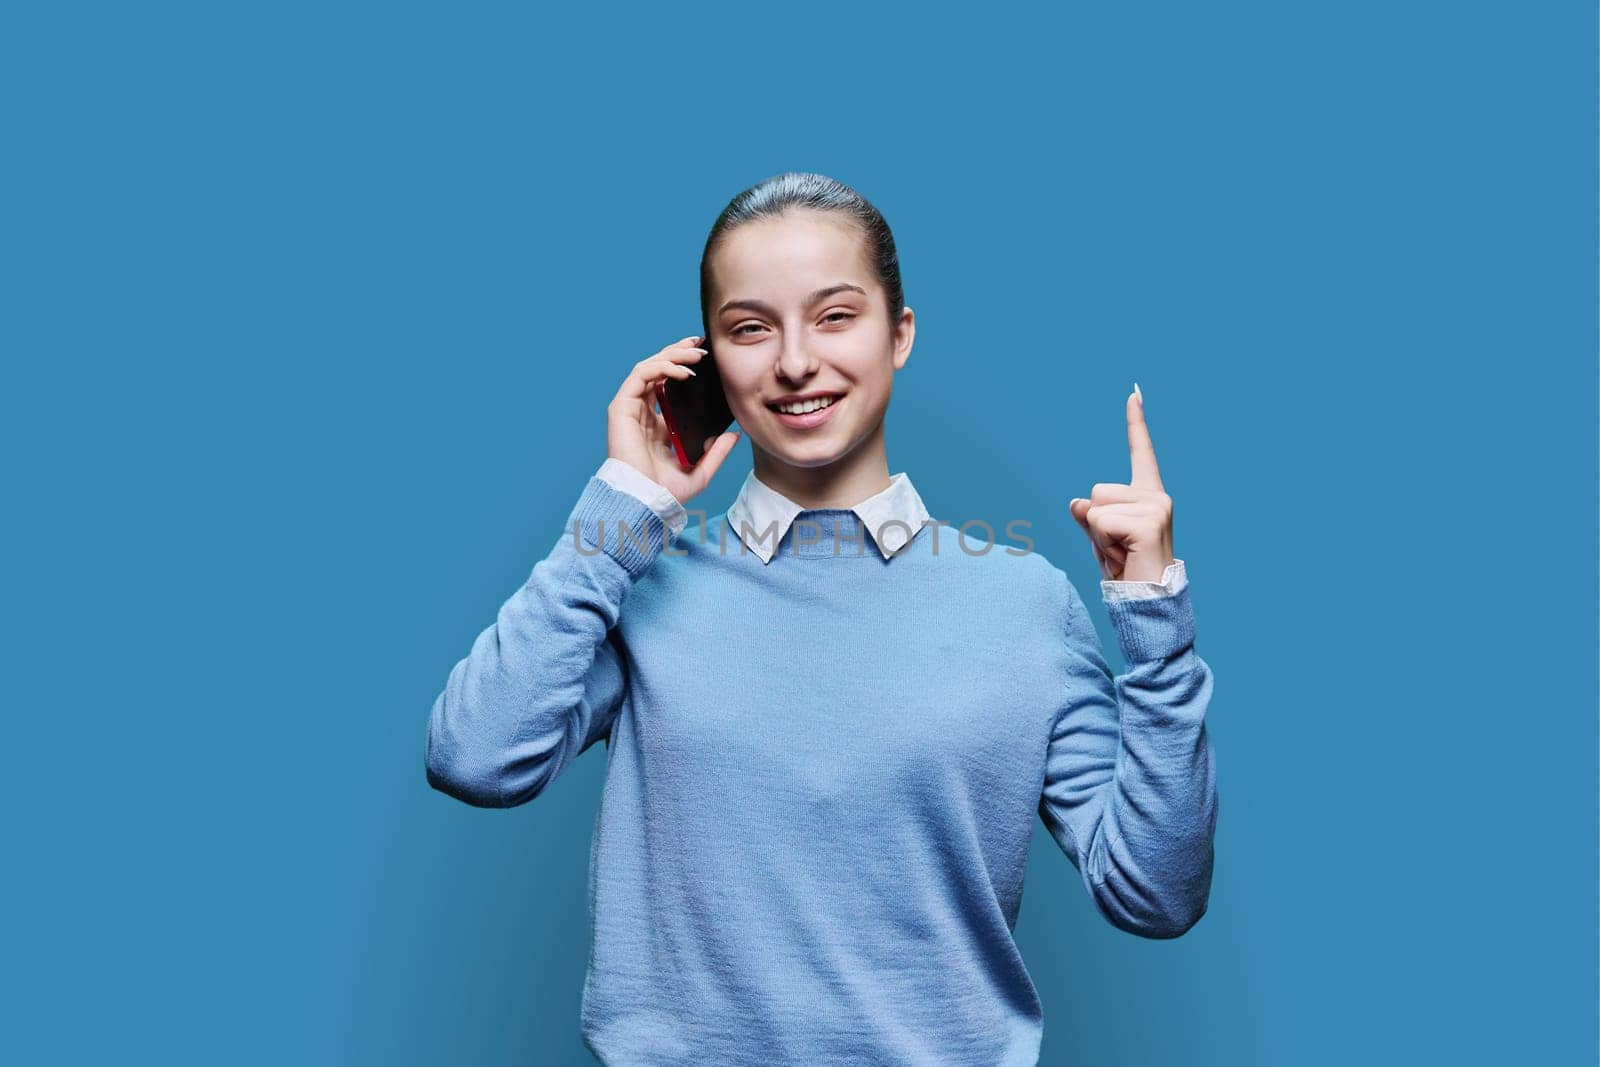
[656,336,735,469]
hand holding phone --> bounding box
[656,334,736,469]
[605,334,741,507]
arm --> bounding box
[1037,565,1218,938]
[423,466,677,808]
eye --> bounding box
[823,312,856,325]
[732,323,766,336]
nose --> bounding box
[774,335,820,383]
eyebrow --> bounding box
[717,283,868,317]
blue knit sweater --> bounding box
[425,474,1218,1065]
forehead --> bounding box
[710,211,875,299]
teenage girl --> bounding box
[425,172,1218,1066]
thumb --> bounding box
[1068,497,1091,533]
[689,430,742,490]
[1070,497,1113,578]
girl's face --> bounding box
[707,210,913,471]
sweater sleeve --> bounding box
[596,456,689,540]
[424,470,671,808]
[1037,566,1218,938]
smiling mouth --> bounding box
[767,393,843,415]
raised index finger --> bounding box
[1127,382,1163,491]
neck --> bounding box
[750,419,893,510]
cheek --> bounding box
[720,369,761,403]
[838,350,893,390]
[711,360,754,393]
[719,377,769,422]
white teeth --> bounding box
[775,396,836,415]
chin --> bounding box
[779,452,850,470]
[765,431,867,470]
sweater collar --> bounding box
[724,469,931,564]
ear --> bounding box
[891,306,915,371]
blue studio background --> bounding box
[6,2,1595,1064]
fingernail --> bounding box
[1133,381,1143,403]
[684,367,697,376]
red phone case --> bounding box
[655,381,694,470]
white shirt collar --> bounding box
[724,470,931,564]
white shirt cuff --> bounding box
[1102,558,1187,601]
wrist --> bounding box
[1117,557,1175,584]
